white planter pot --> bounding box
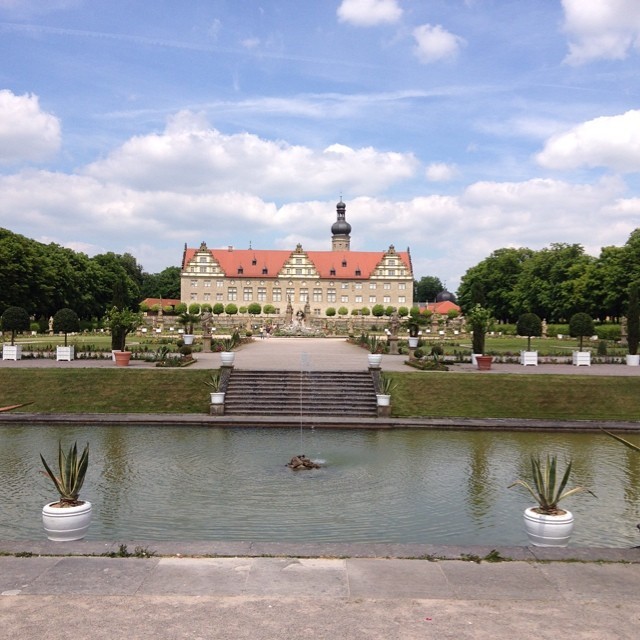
[42,501,92,542]
[56,345,74,361]
[220,351,235,366]
[368,353,383,368]
[2,344,22,360]
[520,350,538,366]
[626,354,640,366]
[376,394,391,406]
[183,334,195,345]
[572,351,591,366]
[523,506,574,547]
[210,391,225,404]
[471,353,481,366]
[408,336,419,348]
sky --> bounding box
[2,0,640,292]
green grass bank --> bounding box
[1,369,639,422]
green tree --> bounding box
[372,304,385,317]
[263,304,276,315]
[516,312,542,351]
[225,304,238,316]
[569,312,595,351]
[140,266,181,300]
[52,308,80,346]
[104,307,143,351]
[1,306,30,345]
[326,307,336,317]
[458,247,533,320]
[213,303,224,316]
[248,302,262,315]
[338,306,348,315]
[414,276,444,302]
[467,304,493,355]
[627,284,639,356]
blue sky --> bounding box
[2,0,640,291]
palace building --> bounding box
[180,200,414,317]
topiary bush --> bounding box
[1,306,30,345]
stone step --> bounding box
[223,369,378,417]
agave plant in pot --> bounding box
[204,368,225,404]
[40,441,92,542]
[376,373,397,407]
[509,454,594,547]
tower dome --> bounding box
[331,199,351,235]
[331,199,351,251]
[436,290,457,303]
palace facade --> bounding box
[180,200,414,317]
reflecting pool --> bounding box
[1,425,639,547]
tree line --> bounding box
[0,228,180,321]
[456,229,640,323]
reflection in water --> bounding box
[1,425,639,547]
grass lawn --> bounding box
[1,369,639,422]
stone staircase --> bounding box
[223,370,378,417]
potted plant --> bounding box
[467,304,493,369]
[569,312,594,366]
[366,334,383,368]
[509,454,593,547]
[220,334,238,366]
[104,306,143,366]
[516,312,542,366]
[204,369,225,404]
[40,441,92,542]
[1,305,30,360]
[626,284,639,366]
[376,373,397,407]
[52,308,80,361]
[407,321,420,348]
[178,311,198,345]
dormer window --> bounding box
[330,268,336,276]
[252,258,257,266]
[355,269,361,276]
[262,267,268,274]
[342,259,347,267]
[237,266,244,275]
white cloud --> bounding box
[536,110,640,172]
[337,0,402,27]
[562,0,640,64]
[0,90,61,164]
[412,24,464,64]
[83,110,418,198]
[425,163,457,182]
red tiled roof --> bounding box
[421,301,461,314]
[141,298,181,307]
[183,247,412,279]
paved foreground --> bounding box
[1,545,639,640]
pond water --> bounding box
[1,425,639,547]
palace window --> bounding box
[243,287,252,301]
[398,283,406,290]
[300,289,309,303]
[190,280,197,287]
[369,295,377,303]
[341,295,349,303]
[369,282,376,289]
[273,288,282,302]
[383,296,391,303]
[204,280,211,287]
[286,288,295,301]
[384,282,391,290]
[313,288,322,302]
[216,293,223,301]
[216,280,224,288]
[257,288,267,302]
[354,282,362,289]
[398,296,406,303]
[327,289,336,303]
[228,287,237,301]
[203,293,211,301]
[355,295,363,303]
[190,293,197,300]
[341,282,349,289]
